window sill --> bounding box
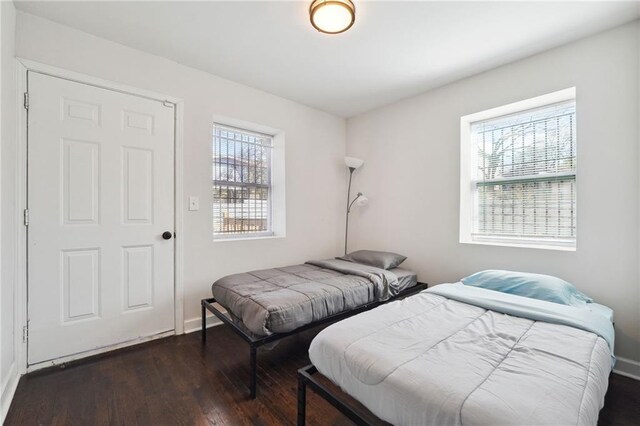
[460,238,576,252]
[213,234,285,243]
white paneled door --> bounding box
[27,72,175,365]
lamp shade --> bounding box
[344,156,364,169]
[356,195,368,207]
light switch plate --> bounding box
[188,196,199,211]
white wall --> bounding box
[1,1,18,420]
[347,22,640,366]
[13,12,347,330]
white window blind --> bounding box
[213,124,272,238]
[469,100,576,247]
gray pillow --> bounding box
[339,250,407,270]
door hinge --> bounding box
[22,325,28,343]
[23,209,29,226]
[23,92,29,110]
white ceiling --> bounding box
[14,1,640,118]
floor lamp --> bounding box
[344,157,368,255]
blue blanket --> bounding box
[426,283,616,360]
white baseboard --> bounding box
[613,356,640,381]
[1,363,20,423]
[183,315,223,334]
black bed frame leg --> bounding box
[201,301,207,343]
[249,346,257,399]
[297,373,307,426]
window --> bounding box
[213,124,273,239]
[460,88,577,250]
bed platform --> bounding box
[297,364,373,426]
[201,281,428,399]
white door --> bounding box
[27,72,175,365]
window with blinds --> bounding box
[213,124,272,239]
[467,97,577,248]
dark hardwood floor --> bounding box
[5,325,640,425]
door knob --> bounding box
[162,231,173,240]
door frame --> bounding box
[15,58,185,372]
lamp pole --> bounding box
[345,168,363,255]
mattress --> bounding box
[211,259,417,337]
[389,267,417,293]
[309,285,613,426]
[587,302,614,323]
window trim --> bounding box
[212,117,286,241]
[459,87,577,251]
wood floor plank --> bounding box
[4,325,639,425]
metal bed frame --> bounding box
[201,282,428,399]
[297,364,377,426]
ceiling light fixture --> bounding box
[309,0,355,35]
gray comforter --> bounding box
[310,284,613,425]
[211,259,401,336]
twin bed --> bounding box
[201,251,427,397]
[299,270,615,425]
[202,253,615,425]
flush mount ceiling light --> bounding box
[309,0,355,34]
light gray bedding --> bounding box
[211,259,415,336]
[392,267,418,293]
[309,285,613,426]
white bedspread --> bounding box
[309,288,612,426]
